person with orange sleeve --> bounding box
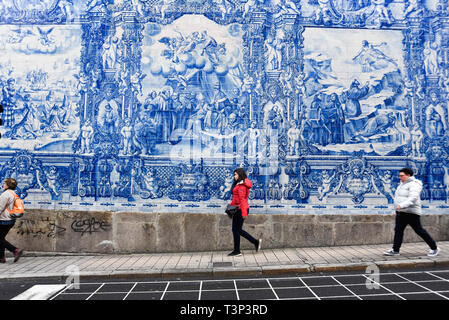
[0,178,24,263]
[228,168,261,257]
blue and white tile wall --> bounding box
[0,0,448,215]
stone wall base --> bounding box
[6,210,449,254]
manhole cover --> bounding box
[213,262,233,267]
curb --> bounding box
[1,259,448,282]
[261,264,311,275]
[374,259,435,269]
[312,262,373,273]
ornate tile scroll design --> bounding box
[0,1,448,211]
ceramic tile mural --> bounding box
[0,0,448,214]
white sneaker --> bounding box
[428,247,440,257]
[384,249,400,256]
[256,239,262,252]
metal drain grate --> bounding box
[213,262,233,267]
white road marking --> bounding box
[395,274,449,300]
[11,285,67,300]
[123,282,138,301]
[331,276,362,300]
[233,280,240,300]
[160,282,170,300]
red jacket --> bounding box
[229,178,252,217]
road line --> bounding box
[123,282,138,300]
[266,279,279,300]
[297,276,320,300]
[11,285,67,300]
[361,274,406,300]
[233,280,240,300]
[426,271,449,283]
[49,283,73,300]
[160,282,170,300]
[198,281,203,300]
[331,276,362,300]
[86,283,105,300]
[395,273,449,300]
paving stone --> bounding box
[1,241,448,280]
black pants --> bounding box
[393,211,437,252]
[232,209,257,252]
[0,223,17,258]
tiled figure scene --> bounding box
[0,0,448,214]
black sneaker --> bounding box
[228,251,242,257]
[255,239,262,252]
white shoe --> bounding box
[256,239,262,252]
[384,249,400,256]
[428,247,440,257]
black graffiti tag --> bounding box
[16,217,66,238]
[71,218,111,236]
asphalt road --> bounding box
[2,266,449,301]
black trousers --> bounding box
[393,211,437,252]
[0,223,17,258]
[232,209,257,252]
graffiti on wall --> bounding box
[15,217,66,238]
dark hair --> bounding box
[231,168,247,193]
[399,168,414,176]
[234,168,247,181]
[4,178,17,190]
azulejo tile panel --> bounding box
[0,0,448,214]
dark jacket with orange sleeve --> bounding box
[229,178,252,217]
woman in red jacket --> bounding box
[228,168,261,256]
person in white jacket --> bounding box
[384,168,440,257]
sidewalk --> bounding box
[1,242,449,281]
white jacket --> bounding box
[394,176,422,215]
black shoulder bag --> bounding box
[225,204,239,218]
